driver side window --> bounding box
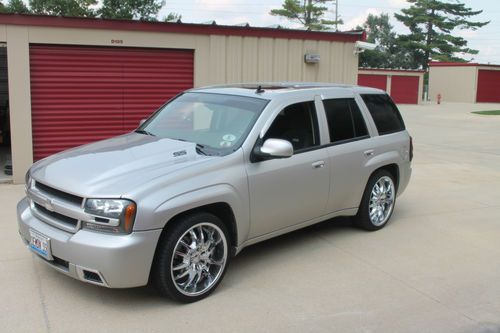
[263,101,320,152]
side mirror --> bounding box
[139,119,147,126]
[253,138,294,161]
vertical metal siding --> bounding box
[390,75,419,104]
[357,74,387,91]
[476,70,500,103]
[30,45,193,160]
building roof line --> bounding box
[428,61,500,68]
[0,13,365,43]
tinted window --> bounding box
[323,98,368,143]
[361,94,405,135]
[264,101,319,152]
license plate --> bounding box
[29,229,52,260]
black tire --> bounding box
[152,212,230,303]
[354,169,397,231]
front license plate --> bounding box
[29,229,52,260]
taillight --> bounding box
[409,136,414,161]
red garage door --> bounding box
[390,75,420,104]
[358,74,387,91]
[477,70,500,103]
[30,45,194,161]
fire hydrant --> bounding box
[437,93,442,105]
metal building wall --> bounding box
[0,22,360,183]
[428,66,477,103]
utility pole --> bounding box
[334,0,339,31]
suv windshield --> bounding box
[138,92,269,156]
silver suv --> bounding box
[18,83,412,302]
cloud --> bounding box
[386,0,408,8]
[342,8,383,30]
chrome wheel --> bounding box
[369,176,395,226]
[170,223,228,297]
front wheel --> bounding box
[152,213,230,302]
[354,170,397,231]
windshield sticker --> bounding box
[222,134,236,142]
[219,141,233,148]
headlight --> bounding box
[83,199,136,234]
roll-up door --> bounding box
[390,75,419,104]
[476,70,500,103]
[30,45,194,160]
[358,74,387,91]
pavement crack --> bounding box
[32,256,51,333]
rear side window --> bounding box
[323,98,368,143]
[361,94,405,135]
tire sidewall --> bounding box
[153,212,230,303]
[357,170,397,231]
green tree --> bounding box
[270,0,342,31]
[29,0,97,17]
[3,0,30,14]
[358,13,419,69]
[98,0,164,21]
[164,12,181,22]
[395,0,489,70]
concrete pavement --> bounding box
[1,102,500,332]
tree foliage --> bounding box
[164,12,181,22]
[395,0,489,69]
[29,0,97,17]
[358,13,418,69]
[3,0,30,14]
[1,0,166,21]
[98,0,164,21]
[270,0,342,31]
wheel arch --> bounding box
[161,202,238,252]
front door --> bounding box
[246,100,330,238]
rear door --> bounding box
[320,92,376,213]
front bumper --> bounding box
[17,197,162,288]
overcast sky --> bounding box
[158,0,499,64]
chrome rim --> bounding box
[170,223,228,297]
[369,176,395,226]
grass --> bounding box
[472,110,500,115]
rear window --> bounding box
[361,94,405,135]
[323,98,368,143]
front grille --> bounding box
[35,182,83,206]
[34,202,79,227]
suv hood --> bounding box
[31,133,215,197]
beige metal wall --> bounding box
[0,24,359,183]
[428,66,477,103]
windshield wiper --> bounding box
[196,144,210,156]
[135,129,155,136]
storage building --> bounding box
[428,62,500,103]
[0,14,365,183]
[358,68,425,104]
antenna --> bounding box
[256,85,264,94]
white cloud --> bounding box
[386,0,408,8]
[342,8,383,30]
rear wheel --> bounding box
[152,213,230,302]
[354,170,396,231]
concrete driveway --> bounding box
[2,102,500,333]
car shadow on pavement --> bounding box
[36,216,361,306]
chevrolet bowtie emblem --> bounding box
[44,198,55,212]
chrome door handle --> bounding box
[312,161,325,169]
[364,149,375,157]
